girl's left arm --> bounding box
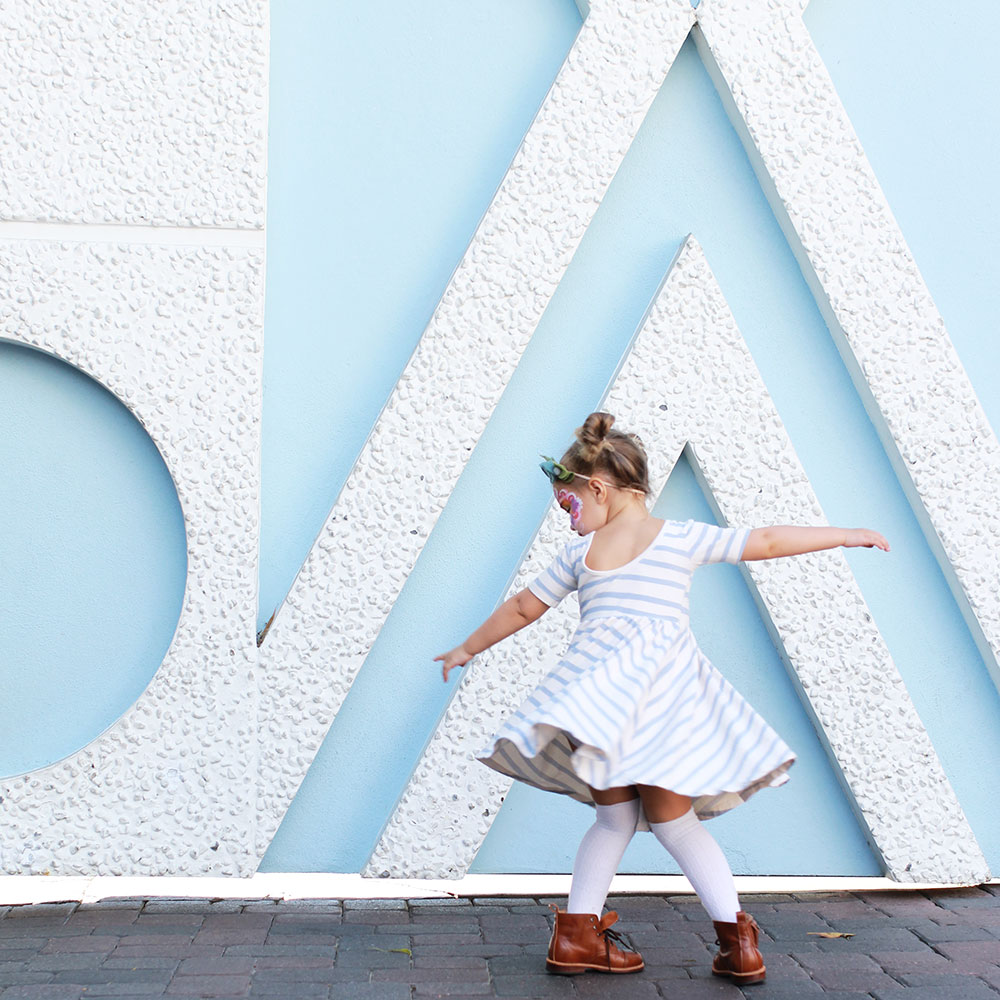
[741,526,889,561]
[436,588,550,681]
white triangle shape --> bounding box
[365,236,987,884]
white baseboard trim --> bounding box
[1,873,995,905]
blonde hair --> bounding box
[559,412,651,497]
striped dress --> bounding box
[477,519,795,822]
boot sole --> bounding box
[712,965,766,985]
[546,959,645,975]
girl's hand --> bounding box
[843,528,890,551]
[435,645,474,682]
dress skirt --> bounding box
[477,613,795,825]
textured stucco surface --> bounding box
[696,0,1000,690]
[366,238,988,884]
[2,0,995,880]
[0,241,263,875]
[0,0,267,227]
[255,0,697,860]
[0,0,266,875]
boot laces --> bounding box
[601,925,636,953]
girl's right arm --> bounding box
[436,588,550,682]
[741,525,889,561]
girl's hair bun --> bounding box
[575,411,615,462]
[560,411,651,497]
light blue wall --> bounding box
[260,0,1000,874]
[4,0,998,875]
[804,1,1000,440]
[0,343,186,776]
[259,0,582,631]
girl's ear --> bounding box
[590,478,608,504]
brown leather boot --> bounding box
[545,906,644,975]
[712,911,766,985]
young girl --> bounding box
[436,412,889,980]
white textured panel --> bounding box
[0,240,263,876]
[0,0,266,227]
[695,0,1000,688]
[366,237,988,884]
[255,0,697,859]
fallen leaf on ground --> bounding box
[807,931,855,939]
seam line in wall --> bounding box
[0,221,265,249]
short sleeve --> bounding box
[685,520,752,567]
[527,541,581,607]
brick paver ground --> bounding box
[0,886,997,999]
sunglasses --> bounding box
[539,455,647,496]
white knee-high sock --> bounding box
[567,799,640,915]
[650,808,740,923]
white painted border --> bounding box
[0,874,993,907]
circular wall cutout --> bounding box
[0,342,187,776]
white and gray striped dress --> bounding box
[478,519,795,822]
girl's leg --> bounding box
[566,785,640,915]
[548,784,644,974]
[637,784,739,923]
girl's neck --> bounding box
[602,494,650,527]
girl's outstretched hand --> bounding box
[843,528,890,551]
[436,645,474,682]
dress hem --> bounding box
[478,726,795,827]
